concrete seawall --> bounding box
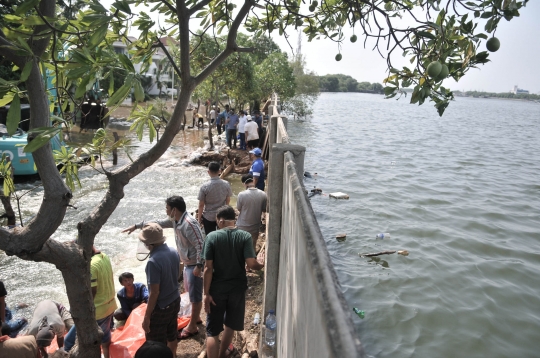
[261,96,364,357]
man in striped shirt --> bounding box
[123,196,205,339]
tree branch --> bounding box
[188,0,212,16]
[30,0,56,56]
[193,0,254,86]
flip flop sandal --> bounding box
[178,329,199,340]
[225,343,239,357]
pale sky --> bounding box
[271,1,540,94]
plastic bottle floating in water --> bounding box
[353,307,365,319]
[375,233,390,239]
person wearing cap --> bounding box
[248,148,266,191]
[198,162,233,235]
[0,280,28,338]
[237,174,267,250]
[63,246,117,358]
[123,196,205,340]
[238,110,247,150]
[138,223,180,355]
[26,300,73,352]
[202,205,264,358]
[135,340,173,358]
[244,115,259,150]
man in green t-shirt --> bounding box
[202,205,264,358]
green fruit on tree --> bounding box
[335,53,342,61]
[312,0,318,6]
[350,34,357,43]
[309,5,315,11]
[426,61,442,78]
[486,37,500,52]
[227,3,234,11]
[436,64,449,81]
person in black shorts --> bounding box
[202,206,264,358]
[138,223,180,356]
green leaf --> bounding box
[106,79,132,106]
[19,61,33,82]
[384,86,397,96]
[108,71,115,96]
[0,92,15,107]
[15,0,40,16]
[24,127,62,153]
[88,24,109,48]
[16,37,33,56]
[417,31,436,40]
[113,0,132,14]
[6,95,20,135]
[134,80,145,102]
[75,76,91,99]
[118,54,135,72]
[21,15,46,26]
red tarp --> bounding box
[47,303,191,358]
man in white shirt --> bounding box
[209,107,216,127]
[237,110,247,150]
[244,116,259,150]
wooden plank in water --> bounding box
[220,163,235,179]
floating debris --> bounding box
[353,307,365,319]
[336,233,347,242]
[359,250,396,257]
[329,192,349,199]
[397,250,409,256]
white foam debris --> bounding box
[329,192,350,199]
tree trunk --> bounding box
[0,194,16,227]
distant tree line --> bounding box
[457,90,540,101]
[318,74,384,94]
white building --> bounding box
[112,37,177,96]
[511,85,529,95]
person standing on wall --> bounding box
[122,196,205,339]
[225,109,239,149]
[64,246,117,358]
[248,148,266,191]
[198,162,233,235]
[202,205,264,358]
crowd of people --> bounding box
[195,104,265,152]
[1,159,268,358]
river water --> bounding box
[285,93,540,358]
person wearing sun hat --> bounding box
[138,223,180,357]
